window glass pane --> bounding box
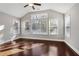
[40,19,48,34]
[49,18,58,35]
[0,25,5,31]
[65,15,70,38]
[0,25,4,40]
[25,22,30,31]
[31,13,48,35]
[11,20,20,35]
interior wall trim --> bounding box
[64,40,79,55]
[15,36,64,42]
[0,35,16,45]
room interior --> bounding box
[0,3,79,56]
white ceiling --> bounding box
[0,3,75,18]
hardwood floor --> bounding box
[0,38,78,56]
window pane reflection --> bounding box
[65,15,70,38]
[49,18,58,35]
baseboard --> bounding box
[15,36,64,42]
[0,35,17,45]
[64,40,79,55]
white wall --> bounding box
[65,3,79,52]
[0,12,19,44]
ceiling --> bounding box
[0,3,75,18]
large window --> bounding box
[23,13,59,35]
[31,13,48,35]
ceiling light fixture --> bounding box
[24,3,41,10]
[29,3,33,7]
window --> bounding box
[23,13,59,36]
[10,19,20,35]
[31,13,48,35]
[0,25,5,31]
[0,25,5,40]
[65,15,71,38]
[25,22,30,31]
[49,18,58,35]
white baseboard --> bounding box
[0,35,17,45]
[16,36,64,42]
[64,40,79,55]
